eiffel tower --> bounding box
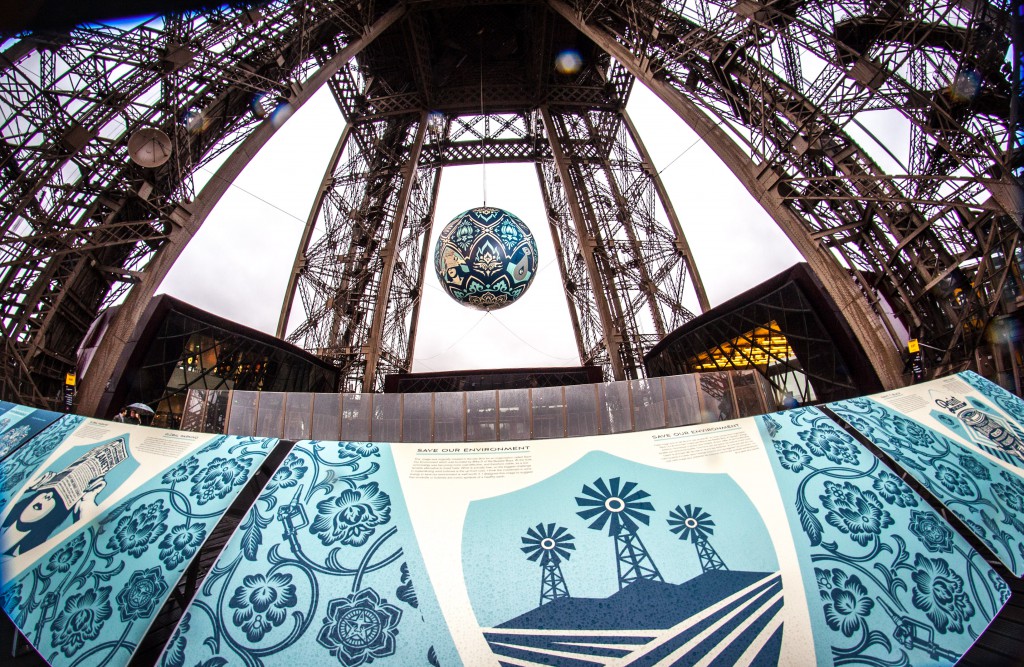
[0,1,1019,408]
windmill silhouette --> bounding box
[668,504,728,572]
[521,523,575,607]
[575,477,664,589]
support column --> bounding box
[362,116,428,392]
[542,107,626,380]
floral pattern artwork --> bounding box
[758,407,1009,666]
[0,403,63,462]
[829,395,1024,577]
[157,441,458,667]
[0,433,276,667]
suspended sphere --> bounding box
[434,206,538,310]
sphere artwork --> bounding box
[434,207,538,310]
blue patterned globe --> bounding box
[434,206,538,310]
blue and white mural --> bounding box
[0,415,277,666]
[157,440,458,667]
[0,402,63,461]
[462,451,783,666]
[758,407,1009,666]
[1,382,1012,667]
[829,380,1024,578]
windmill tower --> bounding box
[576,477,663,589]
[521,523,575,607]
[668,504,727,573]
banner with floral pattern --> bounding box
[829,380,1024,577]
[156,440,458,667]
[0,416,277,666]
[158,416,1009,666]
[0,402,63,461]
[757,407,1009,666]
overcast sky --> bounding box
[158,81,815,373]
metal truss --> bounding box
[541,105,706,379]
[0,2,388,408]
[281,111,437,392]
[553,0,1023,387]
[0,0,1019,409]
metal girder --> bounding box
[3,0,1019,410]
[73,4,406,416]
[541,105,701,380]
[550,0,1022,384]
[282,112,439,392]
[1,2,394,409]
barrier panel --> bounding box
[181,370,777,441]
[157,403,1009,665]
[4,371,1023,666]
[0,417,277,666]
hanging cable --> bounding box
[487,311,580,362]
[417,310,490,360]
[479,38,487,206]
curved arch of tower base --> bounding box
[0,1,1019,411]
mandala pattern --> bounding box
[317,588,402,666]
[759,407,1009,666]
[0,425,276,667]
[118,567,168,622]
[434,206,538,310]
[156,442,457,667]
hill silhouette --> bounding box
[497,570,775,631]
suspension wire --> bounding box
[198,166,306,224]
[417,309,490,360]
[480,40,487,206]
[657,118,725,175]
[487,311,580,362]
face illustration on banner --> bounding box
[1,435,129,557]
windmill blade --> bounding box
[619,480,638,498]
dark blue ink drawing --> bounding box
[933,371,1024,469]
[0,432,276,667]
[830,393,1024,578]
[1,415,85,516]
[157,441,458,667]
[2,435,129,557]
[464,451,782,666]
[759,407,1009,666]
[0,402,63,461]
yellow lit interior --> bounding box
[687,321,795,370]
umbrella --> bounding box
[126,401,154,414]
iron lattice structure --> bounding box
[0,1,1020,409]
